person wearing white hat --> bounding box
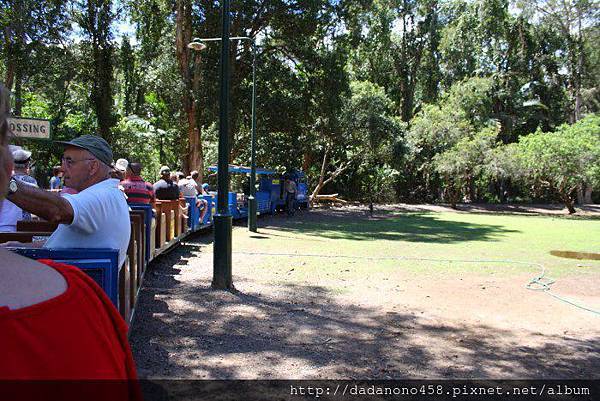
[115,158,128,173]
[110,158,128,181]
[0,147,38,232]
[11,147,37,187]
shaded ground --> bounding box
[130,205,600,379]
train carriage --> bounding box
[0,166,309,327]
[207,164,282,218]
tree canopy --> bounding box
[1,0,598,209]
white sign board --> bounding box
[7,117,51,139]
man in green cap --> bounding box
[4,134,131,267]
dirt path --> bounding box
[130,206,600,379]
[336,202,600,217]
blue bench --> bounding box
[200,194,214,225]
[8,247,120,308]
[184,196,201,231]
[185,195,215,230]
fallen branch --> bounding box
[314,194,348,204]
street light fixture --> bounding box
[187,41,206,51]
[188,35,258,233]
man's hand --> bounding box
[0,240,45,248]
[6,180,74,225]
[0,241,29,247]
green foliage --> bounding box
[407,104,470,156]
[340,80,405,202]
[363,164,400,203]
[1,0,596,203]
[407,77,494,159]
[510,114,600,211]
[343,80,403,158]
[484,142,521,183]
[20,92,53,119]
[61,111,97,137]
[433,125,500,205]
[444,77,495,128]
[72,0,117,140]
[112,115,176,183]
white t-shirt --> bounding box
[44,178,131,267]
[188,178,201,192]
[0,174,38,232]
[178,178,198,197]
[0,200,23,232]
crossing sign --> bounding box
[7,117,51,139]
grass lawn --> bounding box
[233,208,600,286]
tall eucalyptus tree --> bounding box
[74,0,117,141]
[0,0,69,115]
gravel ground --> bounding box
[129,205,600,379]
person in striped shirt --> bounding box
[121,162,155,205]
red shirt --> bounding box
[121,176,155,204]
[0,260,139,382]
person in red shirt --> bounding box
[121,162,155,204]
[0,84,140,398]
[0,258,138,381]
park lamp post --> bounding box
[187,0,233,290]
[188,36,258,233]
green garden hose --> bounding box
[235,251,600,316]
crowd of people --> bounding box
[0,78,301,385]
[0,150,212,233]
[0,83,144,392]
[0,83,208,388]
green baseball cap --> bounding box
[56,135,113,166]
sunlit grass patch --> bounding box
[233,211,600,282]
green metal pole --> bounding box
[248,41,258,232]
[212,0,233,290]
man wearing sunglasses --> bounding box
[5,135,131,267]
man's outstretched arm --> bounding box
[6,181,74,224]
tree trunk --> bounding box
[84,0,115,141]
[577,184,584,205]
[175,0,202,178]
[565,200,576,214]
[3,24,15,89]
[309,147,329,204]
[392,8,424,123]
[584,186,593,204]
[309,149,353,204]
[14,68,22,116]
[561,192,577,214]
[573,16,584,122]
[4,1,24,115]
[445,180,458,209]
[302,153,312,173]
[94,43,114,140]
[578,184,594,205]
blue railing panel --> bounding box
[8,247,120,307]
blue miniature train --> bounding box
[206,164,310,219]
